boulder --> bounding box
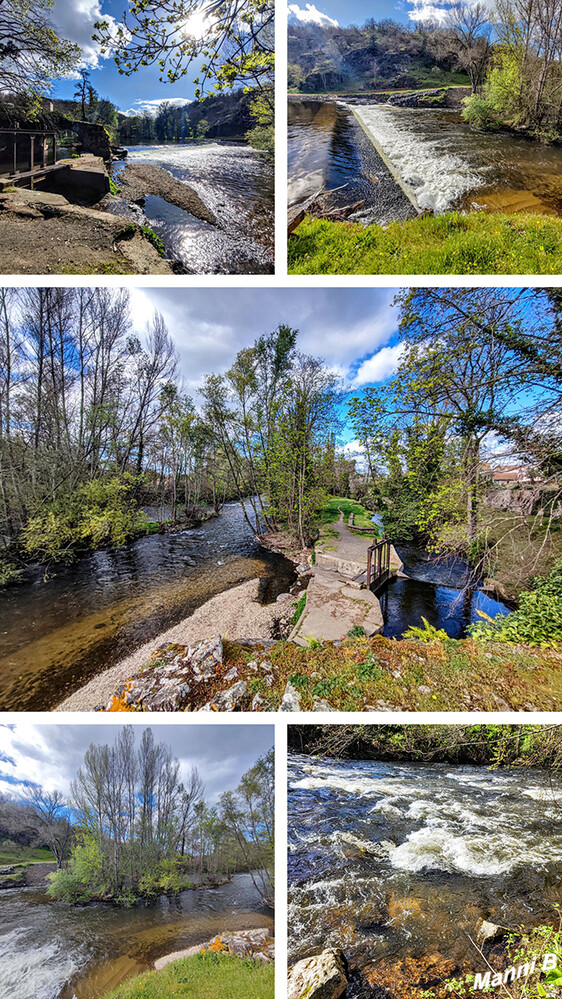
[279,681,301,712]
[312,698,337,711]
[190,635,224,680]
[288,948,348,999]
[199,681,248,711]
[478,919,505,943]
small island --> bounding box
[0,723,274,999]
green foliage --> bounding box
[470,560,562,648]
[288,213,562,276]
[102,950,274,999]
[348,624,367,638]
[0,553,22,585]
[403,617,449,643]
[108,176,121,195]
[140,226,166,256]
[246,124,274,155]
[20,474,149,564]
[356,654,382,680]
[292,593,307,626]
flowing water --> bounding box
[381,542,510,639]
[0,502,296,712]
[288,99,415,225]
[288,754,562,993]
[111,142,274,273]
[0,872,272,999]
[288,98,562,220]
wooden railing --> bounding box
[366,537,391,592]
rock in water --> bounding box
[288,949,348,999]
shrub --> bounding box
[403,617,448,643]
[469,559,562,648]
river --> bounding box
[288,98,562,220]
[110,142,274,274]
[0,502,296,712]
[381,541,510,639]
[0,872,272,999]
[288,754,562,995]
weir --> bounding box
[346,104,422,213]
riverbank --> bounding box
[55,577,297,711]
[0,187,173,275]
[59,623,562,713]
[288,211,562,274]
[104,946,274,999]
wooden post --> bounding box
[53,132,57,165]
[41,135,46,168]
[12,131,16,176]
[367,546,372,587]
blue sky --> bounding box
[50,0,206,113]
[0,724,273,803]
[287,0,461,30]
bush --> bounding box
[469,559,562,648]
[21,474,149,564]
[461,93,504,129]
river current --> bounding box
[111,142,274,273]
[288,99,562,220]
[0,872,271,999]
[288,755,562,994]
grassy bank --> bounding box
[103,951,273,999]
[113,632,562,713]
[319,496,378,532]
[0,845,52,866]
[288,212,562,275]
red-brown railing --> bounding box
[366,537,391,591]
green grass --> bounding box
[288,212,562,275]
[0,846,52,866]
[102,951,273,999]
[319,496,378,532]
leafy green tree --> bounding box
[0,0,79,101]
[93,0,274,123]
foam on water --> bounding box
[350,104,486,212]
[0,932,84,999]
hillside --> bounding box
[288,20,469,93]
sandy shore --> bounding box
[55,578,283,712]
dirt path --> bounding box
[120,163,217,225]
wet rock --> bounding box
[312,698,337,711]
[199,680,248,711]
[478,919,504,943]
[365,951,457,993]
[279,681,301,712]
[288,948,348,999]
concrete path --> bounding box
[291,513,402,645]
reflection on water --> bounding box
[0,503,295,711]
[288,755,562,994]
[381,542,509,640]
[350,104,562,215]
[113,143,274,273]
[0,873,271,999]
[287,99,415,225]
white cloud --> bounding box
[52,0,122,70]
[406,0,493,24]
[123,98,193,117]
[288,2,339,27]
[351,343,404,387]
